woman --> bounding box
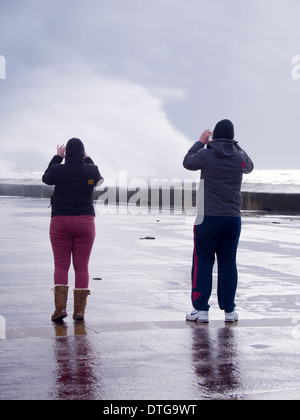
[43,138,103,322]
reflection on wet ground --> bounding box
[190,325,243,399]
[51,324,101,401]
[2,318,299,400]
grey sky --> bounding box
[0,0,299,179]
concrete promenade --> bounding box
[0,197,299,400]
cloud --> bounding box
[0,64,191,180]
[1,0,300,173]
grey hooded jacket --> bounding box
[183,139,254,217]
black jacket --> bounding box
[42,141,103,217]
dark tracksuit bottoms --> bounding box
[192,216,241,313]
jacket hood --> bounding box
[208,138,238,158]
[65,138,85,163]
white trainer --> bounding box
[225,311,238,323]
[186,310,209,323]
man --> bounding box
[183,119,254,323]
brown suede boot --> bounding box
[73,289,90,321]
[51,285,69,322]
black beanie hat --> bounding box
[66,138,85,158]
[213,119,235,140]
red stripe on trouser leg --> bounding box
[192,226,201,303]
[192,226,198,290]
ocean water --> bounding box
[242,170,300,193]
[1,169,300,193]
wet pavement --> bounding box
[0,197,300,400]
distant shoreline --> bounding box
[0,180,300,214]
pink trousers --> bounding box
[50,216,96,289]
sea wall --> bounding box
[241,191,300,213]
[0,182,53,199]
[0,181,299,214]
